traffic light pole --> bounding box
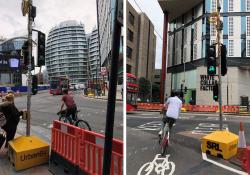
[26,0,33,136]
[216,0,223,131]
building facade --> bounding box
[127,1,157,83]
[0,37,26,85]
[45,21,88,84]
[159,0,250,105]
[88,27,100,80]
[97,0,115,67]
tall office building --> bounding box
[96,0,114,67]
[127,1,156,82]
[45,20,88,83]
[159,0,250,105]
[88,27,100,79]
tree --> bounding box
[138,77,151,102]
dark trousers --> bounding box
[3,126,17,147]
[66,106,77,121]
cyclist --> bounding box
[159,91,182,136]
[60,89,77,121]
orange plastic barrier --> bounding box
[51,120,123,175]
[78,130,123,175]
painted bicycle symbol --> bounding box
[137,154,175,175]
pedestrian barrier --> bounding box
[242,146,250,174]
[50,120,123,175]
[78,129,123,175]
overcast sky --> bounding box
[0,0,97,38]
[128,0,164,69]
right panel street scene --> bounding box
[126,0,250,174]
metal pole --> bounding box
[26,0,33,136]
[102,0,121,174]
[160,11,168,104]
[217,0,223,130]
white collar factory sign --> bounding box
[200,75,217,91]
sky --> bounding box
[128,0,164,69]
[0,0,97,38]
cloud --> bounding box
[0,0,97,38]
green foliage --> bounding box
[138,77,151,102]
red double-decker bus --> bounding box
[50,76,69,95]
[126,73,139,112]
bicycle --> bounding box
[159,117,175,156]
[57,109,91,131]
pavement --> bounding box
[0,91,123,175]
[84,89,123,101]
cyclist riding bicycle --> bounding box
[159,91,182,136]
[60,89,77,121]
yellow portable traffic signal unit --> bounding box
[201,131,238,160]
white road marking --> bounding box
[202,152,248,175]
[137,154,175,175]
[133,121,161,131]
[127,115,161,119]
[192,123,229,135]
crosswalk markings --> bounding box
[192,123,229,135]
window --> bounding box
[211,23,216,36]
[247,40,250,56]
[247,17,250,36]
[228,17,234,36]
[193,44,197,60]
[228,0,234,12]
[211,0,217,12]
[129,12,135,26]
[228,40,234,56]
[127,46,133,58]
[211,39,216,45]
[194,23,198,41]
[247,0,250,11]
[127,29,134,42]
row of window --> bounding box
[211,0,250,12]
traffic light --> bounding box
[32,75,38,95]
[37,31,45,66]
[184,86,187,93]
[207,45,216,75]
[221,44,227,76]
[213,82,219,101]
[21,40,29,66]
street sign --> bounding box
[101,67,107,76]
[21,0,29,16]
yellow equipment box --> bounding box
[8,135,49,171]
[201,131,238,160]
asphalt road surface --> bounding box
[127,111,250,175]
[14,91,123,143]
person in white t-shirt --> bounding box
[159,91,183,136]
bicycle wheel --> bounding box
[161,124,169,156]
[137,162,154,175]
[76,120,91,131]
[59,116,72,124]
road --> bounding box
[14,91,123,143]
[127,111,250,175]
